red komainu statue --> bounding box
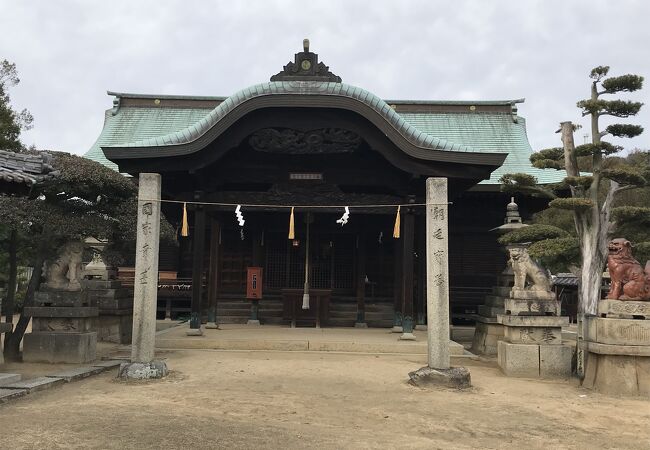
[606,238,650,301]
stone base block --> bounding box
[504,298,560,316]
[408,366,471,389]
[399,332,416,341]
[498,341,540,377]
[503,324,563,345]
[46,366,105,382]
[583,353,650,397]
[118,361,168,380]
[34,290,93,307]
[491,287,512,297]
[96,314,132,344]
[414,324,427,331]
[471,320,504,355]
[92,359,125,369]
[205,322,220,329]
[26,307,98,319]
[498,315,569,328]
[354,322,368,328]
[32,315,95,333]
[509,288,556,301]
[0,388,27,404]
[246,319,261,326]
[95,295,132,311]
[391,326,403,333]
[81,279,123,290]
[484,295,506,307]
[540,344,573,377]
[23,331,96,364]
[0,373,21,386]
[497,341,572,378]
[598,299,650,319]
[186,327,204,336]
[477,305,504,318]
[585,316,650,346]
[2,376,64,393]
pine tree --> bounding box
[0,60,33,151]
[501,66,646,316]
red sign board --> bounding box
[246,267,263,299]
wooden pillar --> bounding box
[205,218,220,329]
[400,203,416,340]
[354,233,367,328]
[415,215,427,330]
[188,205,206,335]
[392,233,403,332]
[248,230,263,325]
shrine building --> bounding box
[84,41,562,332]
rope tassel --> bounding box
[288,207,295,240]
[181,202,189,237]
[393,205,401,238]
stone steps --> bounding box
[215,298,395,328]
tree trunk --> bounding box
[2,229,17,358]
[4,251,45,361]
[576,215,605,315]
[560,121,609,315]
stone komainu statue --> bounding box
[44,241,84,291]
[508,246,553,293]
[606,238,650,301]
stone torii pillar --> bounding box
[408,177,470,388]
[119,173,168,379]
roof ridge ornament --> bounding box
[270,38,342,83]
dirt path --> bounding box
[1,350,648,449]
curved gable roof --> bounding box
[111,81,474,152]
[101,81,506,170]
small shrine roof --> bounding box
[0,150,58,191]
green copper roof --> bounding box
[85,82,565,185]
[104,82,475,154]
[397,113,563,184]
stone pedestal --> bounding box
[471,274,511,355]
[582,300,650,396]
[497,310,571,378]
[23,289,98,363]
[83,280,133,344]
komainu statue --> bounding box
[606,238,650,301]
[44,241,84,291]
[508,246,553,293]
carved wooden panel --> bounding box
[249,128,361,154]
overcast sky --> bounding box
[1,0,649,156]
